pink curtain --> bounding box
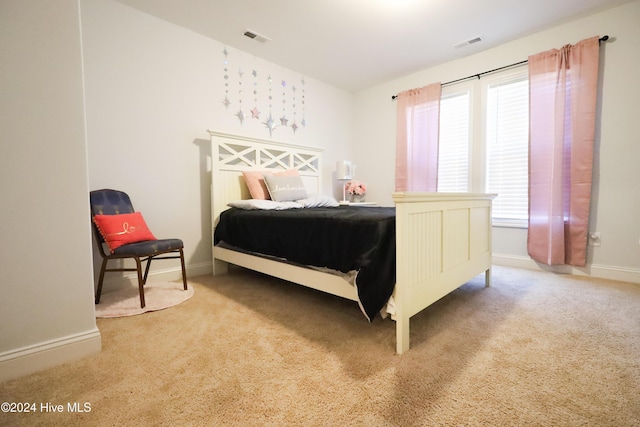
[395,83,441,191]
[527,36,600,266]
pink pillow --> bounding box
[242,169,299,200]
[93,212,157,253]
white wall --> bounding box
[81,0,354,292]
[353,1,640,281]
[0,0,101,381]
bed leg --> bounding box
[213,258,228,275]
[485,268,491,287]
[396,315,410,355]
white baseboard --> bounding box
[144,261,213,282]
[98,261,213,293]
[493,253,640,284]
[0,328,102,383]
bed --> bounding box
[208,129,496,354]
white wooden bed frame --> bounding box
[208,130,496,354]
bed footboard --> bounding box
[392,192,496,354]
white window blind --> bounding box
[438,91,470,192]
[485,77,529,221]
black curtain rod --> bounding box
[391,35,609,100]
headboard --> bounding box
[208,130,324,227]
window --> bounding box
[485,77,529,223]
[436,66,529,226]
[438,91,470,192]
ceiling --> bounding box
[114,0,628,92]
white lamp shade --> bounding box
[336,160,353,180]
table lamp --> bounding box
[336,160,354,205]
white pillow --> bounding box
[296,194,340,208]
[228,199,302,210]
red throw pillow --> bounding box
[93,212,157,252]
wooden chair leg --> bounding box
[95,258,108,304]
[142,256,152,285]
[134,257,146,308]
[179,248,188,290]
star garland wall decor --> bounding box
[221,47,308,138]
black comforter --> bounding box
[213,206,396,320]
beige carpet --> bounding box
[94,281,194,318]
[1,266,639,426]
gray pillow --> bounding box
[263,174,308,202]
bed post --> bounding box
[395,311,410,355]
[393,191,410,355]
[213,257,228,275]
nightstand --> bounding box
[348,202,378,207]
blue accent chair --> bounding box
[89,189,188,308]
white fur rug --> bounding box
[95,281,194,318]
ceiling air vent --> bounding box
[453,36,482,49]
[243,29,271,43]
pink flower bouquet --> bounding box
[345,181,367,196]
